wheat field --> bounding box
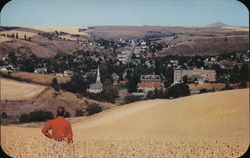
[0,78,46,100]
[1,89,249,158]
[10,72,70,85]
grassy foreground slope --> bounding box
[75,89,249,139]
[1,89,249,158]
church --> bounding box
[87,67,103,93]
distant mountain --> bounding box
[208,21,228,27]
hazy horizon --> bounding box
[1,0,249,27]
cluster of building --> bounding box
[173,68,216,84]
[117,44,136,64]
[137,74,164,92]
[116,40,149,65]
[136,68,216,94]
[0,64,14,71]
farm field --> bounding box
[32,26,89,36]
[0,78,114,118]
[2,71,70,85]
[0,30,38,40]
[0,78,46,100]
[1,89,249,158]
[188,83,239,92]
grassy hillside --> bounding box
[1,78,46,100]
[74,89,249,139]
[0,78,114,118]
[1,25,248,58]
[1,89,248,158]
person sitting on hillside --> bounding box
[41,106,73,143]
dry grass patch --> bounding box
[1,31,37,39]
[10,72,70,85]
[0,78,46,100]
[32,27,89,36]
[0,36,13,42]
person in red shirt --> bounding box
[42,106,73,143]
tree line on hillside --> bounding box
[1,32,31,41]
[124,83,190,104]
[18,103,103,123]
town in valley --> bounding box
[1,25,249,108]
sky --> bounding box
[0,0,249,27]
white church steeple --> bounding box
[96,66,101,82]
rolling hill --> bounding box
[0,78,114,118]
[1,88,248,158]
[0,25,249,58]
[74,88,249,139]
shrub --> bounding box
[51,78,60,92]
[167,83,190,99]
[102,86,119,103]
[200,88,208,94]
[221,83,234,91]
[19,110,54,123]
[146,91,155,99]
[87,103,102,115]
[124,94,141,104]
[239,81,247,88]
[1,112,8,119]
[75,107,84,117]
[64,111,71,118]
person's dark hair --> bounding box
[57,106,65,117]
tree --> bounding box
[75,107,84,117]
[102,86,119,103]
[182,75,188,84]
[124,94,141,104]
[21,59,35,72]
[86,74,96,84]
[221,83,234,91]
[167,83,190,98]
[240,64,249,82]
[19,110,54,123]
[15,32,18,39]
[24,34,27,40]
[146,90,155,99]
[87,103,102,115]
[211,64,224,80]
[1,112,8,119]
[229,65,240,83]
[154,88,159,98]
[157,88,165,98]
[55,30,59,36]
[200,88,209,93]
[103,79,113,87]
[64,111,71,118]
[61,73,88,94]
[51,77,60,91]
[8,52,17,65]
[164,67,174,88]
[239,81,247,88]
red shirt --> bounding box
[41,117,73,141]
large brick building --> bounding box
[174,68,216,84]
[137,75,164,92]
